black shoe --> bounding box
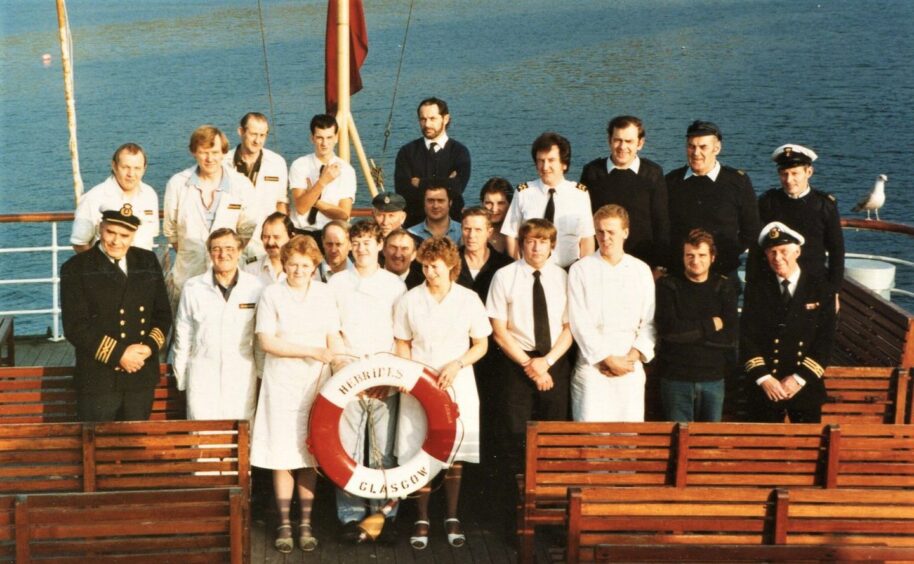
[339,521,363,544]
[376,517,398,545]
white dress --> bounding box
[251,280,339,470]
[393,283,492,464]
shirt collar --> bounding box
[188,164,230,191]
[607,155,641,174]
[212,269,240,299]
[232,145,263,184]
[684,161,721,181]
[785,186,811,199]
[777,267,802,295]
[424,133,449,150]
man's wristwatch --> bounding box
[545,356,555,367]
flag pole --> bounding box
[56,0,84,205]
[335,0,350,161]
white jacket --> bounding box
[172,269,264,420]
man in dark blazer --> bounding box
[740,221,836,423]
[394,97,471,225]
[61,204,172,422]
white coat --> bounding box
[172,269,264,420]
[163,165,258,300]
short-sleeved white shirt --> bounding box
[243,255,286,286]
[329,267,407,356]
[71,176,159,250]
[501,178,594,268]
[486,259,569,351]
[288,153,356,231]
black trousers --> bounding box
[77,386,155,422]
[748,386,823,423]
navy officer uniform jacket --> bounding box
[60,243,171,396]
[740,269,836,420]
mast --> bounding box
[55,0,84,205]
[334,0,378,197]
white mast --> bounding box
[55,0,84,205]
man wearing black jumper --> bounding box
[655,229,737,422]
[666,121,759,291]
[580,115,669,275]
[394,97,471,225]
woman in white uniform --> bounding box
[568,204,656,422]
[251,234,343,553]
[394,236,491,550]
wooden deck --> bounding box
[11,336,539,563]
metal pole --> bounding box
[55,0,84,205]
[336,0,351,162]
[50,222,62,341]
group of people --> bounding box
[59,99,843,552]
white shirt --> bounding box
[684,161,722,181]
[288,153,356,231]
[172,269,264,420]
[243,255,286,286]
[329,267,407,356]
[777,267,802,298]
[163,165,258,293]
[501,178,595,268]
[486,259,569,352]
[567,252,656,366]
[424,133,449,151]
[225,147,289,258]
[71,176,160,250]
[606,155,642,174]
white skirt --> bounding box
[571,361,646,422]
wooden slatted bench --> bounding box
[835,276,914,371]
[571,487,914,563]
[822,366,911,424]
[0,317,12,367]
[0,364,185,422]
[519,421,914,563]
[6,487,243,563]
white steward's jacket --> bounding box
[163,165,257,293]
[172,269,264,420]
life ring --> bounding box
[307,352,460,499]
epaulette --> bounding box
[576,182,588,192]
[516,183,528,192]
[246,256,258,264]
[737,169,746,176]
[825,192,837,203]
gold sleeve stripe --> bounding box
[744,357,766,371]
[149,328,166,349]
[95,335,117,364]
[802,357,825,378]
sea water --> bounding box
[1,0,912,334]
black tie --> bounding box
[780,279,791,306]
[430,141,439,153]
[307,165,325,226]
[532,270,552,356]
[543,188,555,224]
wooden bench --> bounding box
[519,421,914,563]
[2,487,243,563]
[0,317,12,367]
[0,364,185,422]
[835,276,914,371]
[572,487,914,563]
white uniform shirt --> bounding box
[486,259,569,352]
[162,165,258,295]
[71,176,160,250]
[567,252,656,366]
[172,269,264,420]
[501,178,594,268]
[288,153,356,231]
[243,255,286,286]
[225,147,288,259]
[329,268,407,356]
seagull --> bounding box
[852,174,887,220]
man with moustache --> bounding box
[61,205,171,422]
[395,97,471,225]
[244,212,292,286]
[225,112,289,259]
[666,121,759,290]
[383,229,424,289]
[502,132,594,268]
[407,185,463,244]
[580,116,669,274]
[315,220,353,283]
[480,177,512,254]
[72,143,160,253]
[173,228,264,420]
[741,222,836,423]
[163,125,258,307]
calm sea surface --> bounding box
[1,0,912,334]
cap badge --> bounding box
[121,204,133,217]
[769,227,780,239]
[383,196,390,204]
[783,147,793,157]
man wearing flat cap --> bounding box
[666,121,760,292]
[61,204,172,421]
[754,144,844,294]
[740,221,836,423]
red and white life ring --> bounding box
[307,353,460,499]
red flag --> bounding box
[325,0,369,114]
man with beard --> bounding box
[244,212,292,286]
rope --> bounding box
[256,0,280,151]
[380,0,415,156]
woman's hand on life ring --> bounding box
[361,386,393,400]
[437,361,461,389]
